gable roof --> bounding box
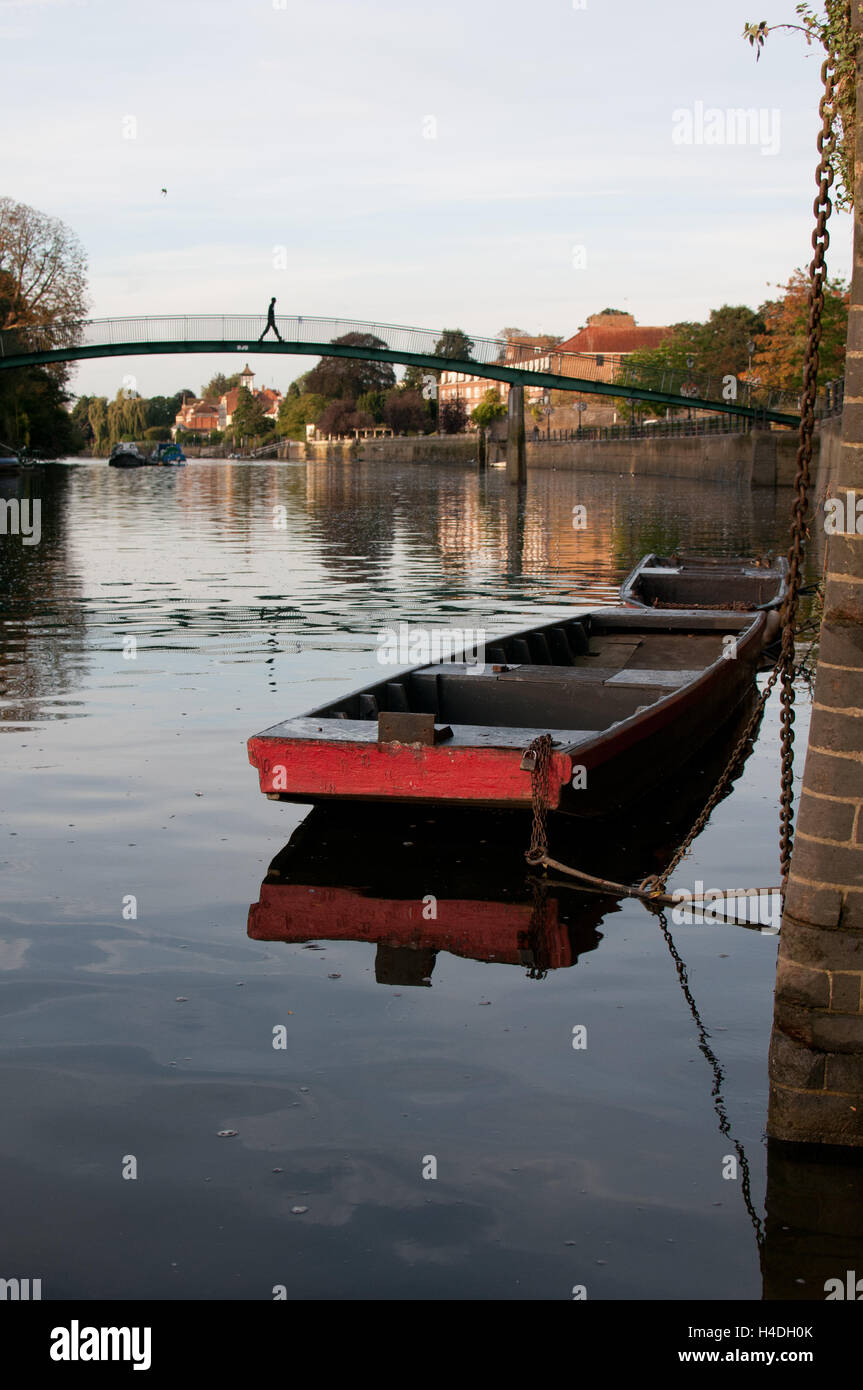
[557,324,670,355]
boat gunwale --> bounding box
[248,605,766,764]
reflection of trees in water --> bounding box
[302,460,401,583]
[0,468,87,719]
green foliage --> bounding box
[305,332,396,399]
[200,371,240,399]
[277,391,327,439]
[144,426,171,441]
[434,328,474,361]
[146,392,187,428]
[229,385,271,439]
[356,390,386,422]
[471,388,507,429]
[107,388,148,447]
[0,366,83,453]
[399,364,428,392]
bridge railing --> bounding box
[0,312,806,416]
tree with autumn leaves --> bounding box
[752,267,849,390]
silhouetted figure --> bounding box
[258,297,282,342]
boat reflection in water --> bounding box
[248,686,762,985]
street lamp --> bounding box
[685,354,695,424]
[626,397,635,439]
[543,392,552,440]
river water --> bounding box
[0,456,847,1301]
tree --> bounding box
[87,397,109,454]
[439,397,468,433]
[229,385,270,439]
[106,388,148,446]
[201,371,241,399]
[317,399,374,436]
[754,268,849,390]
[383,388,429,434]
[277,391,327,440]
[0,197,88,347]
[146,391,188,429]
[0,201,89,453]
[434,328,474,361]
[356,390,386,422]
[399,363,428,392]
[472,388,507,430]
[304,332,396,399]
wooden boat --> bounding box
[621,552,788,612]
[248,604,776,818]
[248,698,760,980]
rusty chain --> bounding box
[777,55,836,886]
[525,733,553,864]
[640,664,775,895]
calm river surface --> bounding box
[0,456,840,1300]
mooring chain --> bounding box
[778,54,837,885]
[525,733,554,865]
[654,910,765,1246]
[640,670,775,897]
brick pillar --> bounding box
[767,5,863,1147]
[506,384,526,486]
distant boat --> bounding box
[108,441,186,467]
[0,442,57,471]
[148,441,186,465]
[108,442,147,467]
[0,443,20,473]
[621,552,788,612]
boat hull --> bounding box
[248,607,767,817]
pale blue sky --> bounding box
[4,0,849,398]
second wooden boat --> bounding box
[621,552,788,612]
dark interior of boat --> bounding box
[310,614,746,735]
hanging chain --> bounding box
[642,669,775,895]
[777,55,836,887]
[525,733,554,865]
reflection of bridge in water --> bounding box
[0,314,801,427]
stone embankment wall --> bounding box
[297,427,830,488]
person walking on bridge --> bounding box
[258,297,282,342]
